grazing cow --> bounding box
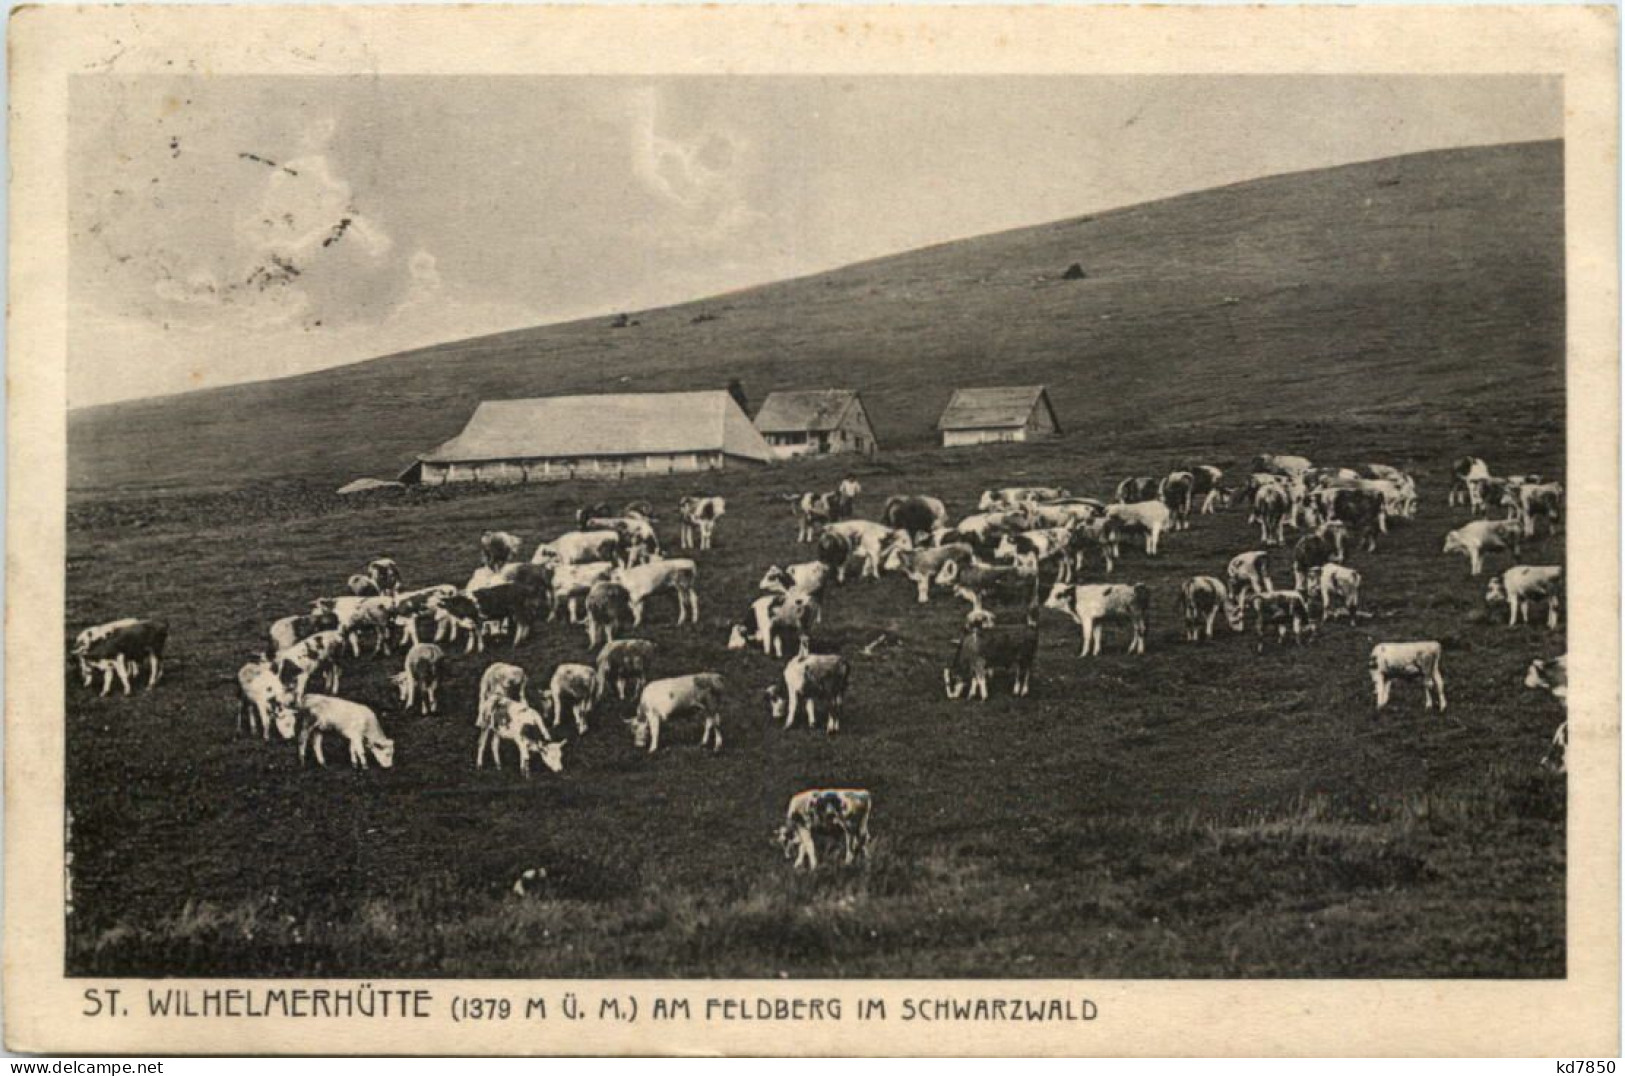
[1179,576,1232,642]
[547,561,616,622]
[235,658,298,740]
[1369,642,1447,714]
[1525,654,1568,704]
[1450,456,1490,507]
[778,789,873,870]
[884,542,976,603]
[585,515,661,564]
[533,530,622,567]
[1044,581,1150,657]
[480,531,523,571]
[547,663,599,735]
[72,619,168,696]
[883,495,949,540]
[325,594,400,657]
[583,581,636,650]
[1291,529,1346,593]
[1311,563,1362,622]
[595,638,657,703]
[612,557,699,626]
[366,558,403,595]
[1158,471,1196,531]
[814,530,852,575]
[1485,566,1563,628]
[1227,551,1275,600]
[296,695,395,769]
[1241,590,1314,645]
[479,697,566,777]
[823,520,911,582]
[390,643,445,715]
[1186,464,1226,514]
[1115,476,1159,503]
[728,592,820,657]
[1322,488,1384,552]
[943,610,1039,698]
[1442,520,1523,576]
[1063,517,1118,575]
[1251,484,1291,546]
[268,611,338,656]
[1251,454,1313,478]
[1516,482,1564,537]
[679,495,727,550]
[347,573,382,597]
[759,562,835,604]
[274,629,345,701]
[766,643,852,732]
[979,486,1069,510]
[630,674,726,753]
[939,560,1028,616]
[475,662,537,753]
[994,527,1075,580]
[1105,500,1171,556]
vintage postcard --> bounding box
[6,4,1619,1057]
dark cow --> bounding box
[72,619,169,696]
[1115,476,1159,503]
[882,495,948,540]
[1325,488,1384,552]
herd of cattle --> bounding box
[69,454,1569,870]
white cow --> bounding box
[631,674,726,753]
[1442,520,1523,576]
[765,645,852,734]
[822,520,911,582]
[1226,551,1275,600]
[532,530,622,566]
[296,695,395,769]
[679,496,727,550]
[1485,566,1563,628]
[612,557,700,626]
[1044,581,1151,656]
[1369,642,1447,714]
[236,658,298,740]
[546,663,599,735]
[480,697,566,778]
[1104,500,1171,556]
[777,789,873,870]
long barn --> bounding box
[399,390,776,485]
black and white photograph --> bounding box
[7,3,1618,1057]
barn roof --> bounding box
[936,385,1060,432]
[415,391,776,465]
[753,389,861,433]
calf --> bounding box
[728,593,820,658]
[777,789,873,870]
[1442,520,1523,576]
[1044,581,1150,657]
[236,657,298,740]
[390,643,445,715]
[296,695,395,769]
[479,697,566,777]
[612,557,700,626]
[1369,641,1447,714]
[1104,500,1171,556]
[766,644,853,732]
[547,663,599,735]
[1158,471,1195,530]
[1485,566,1563,628]
[1525,654,1568,704]
[584,581,636,650]
[631,673,726,753]
[72,618,168,696]
[1179,576,1232,642]
[480,530,523,570]
[268,610,339,656]
[274,629,345,701]
[532,530,622,567]
[679,495,727,550]
[596,638,657,703]
[943,611,1039,698]
[884,543,976,603]
[1221,550,1270,600]
[1311,563,1362,622]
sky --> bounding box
[68,75,1562,408]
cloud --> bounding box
[626,88,766,250]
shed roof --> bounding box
[753,390,861,433]
[416,391,776,465]
[936,385,1060,432]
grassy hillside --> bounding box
[68,140,1564,496]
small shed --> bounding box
[753,390,879,458]
[936,386,1061,447]
[398,390,775,486]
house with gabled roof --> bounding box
[398,390,775,485]
[752,389,879,458]
[936,385,1061,447]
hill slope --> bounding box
[68,140,1564,495]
